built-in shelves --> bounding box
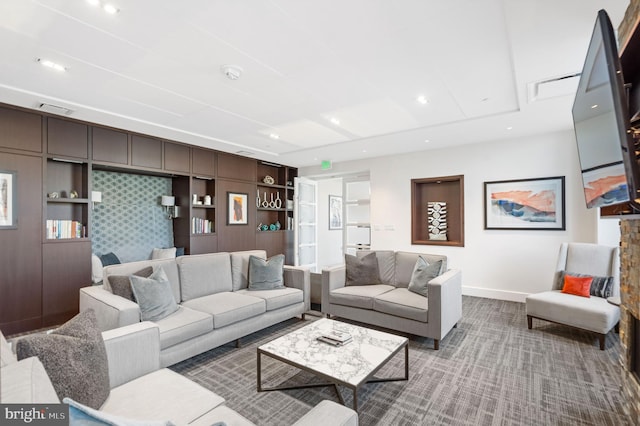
[411,175,464,247]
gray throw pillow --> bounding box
[130,267,179,321]
[15,309,110,410]
[408,257,443,298]
[345,252,382,286]
[555,270,614,298]
[109,266,154,302]
[248,254,285,290]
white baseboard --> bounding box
[462,286,528,303]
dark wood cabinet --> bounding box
[0,152,43,335]
[0,107,42,153]
[131,135,162,170]
[92,127,128,165]
[42,241,91,327]
[192,148,215,177]
[47,118,88,160]
[164,141,190,174]
[411,175,464,247]
[218,153,256,181]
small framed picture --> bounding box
[329,195,343,230]
[0,170,17,229]
[484,176,565,230]
[227,192,248,225]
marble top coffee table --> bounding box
[257,318,408,411]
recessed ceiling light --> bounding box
[37,58,66,72]
[424,139,430,143]
[362,149,367,153]
[506,126,513,130]
[269,133,279,140]
[591,104,598,109]
[416,95,429,105]
[103,3,119,14]
[330,117,340,125]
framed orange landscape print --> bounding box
[484,176,565,230]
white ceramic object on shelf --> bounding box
[269,193,276,208]
[275,193,282,209]
[262,191,269,208]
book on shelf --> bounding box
[191,217,213,234]
[46,220,85,239]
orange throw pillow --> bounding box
[561,274,592,297]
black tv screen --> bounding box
[572,9,640,209]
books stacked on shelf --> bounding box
[192,217,213,234]
[316,330,353,346]
[46,220,85,239]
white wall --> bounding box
[317,178,344,269]
[301,129,616,302]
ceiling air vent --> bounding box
[527,73,580,103]
[38,103,73,115]
[235,150,254,156]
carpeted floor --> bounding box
[170,296,632,425]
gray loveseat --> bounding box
[321,250,462,349]
[80,250,310,367]
[1,322,357,425]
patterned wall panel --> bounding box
[92,170,174,262]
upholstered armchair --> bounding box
[525,242,620,350]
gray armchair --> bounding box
[525,242,620,350]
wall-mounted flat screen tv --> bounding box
[572,9,640,210]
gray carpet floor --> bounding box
[170,296,632,425]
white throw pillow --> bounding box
[91,254,104,284]
[151,247,177,260]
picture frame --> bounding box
[329,195,343,230]
[227,192,248,225]
[484,176,565,230]
[0,170,17,229]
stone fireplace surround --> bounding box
[619,220,640,419]
[618,0,640,419]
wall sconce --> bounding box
[161,195,178,219]
[91,191,102,210]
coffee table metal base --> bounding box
[257,344,409,411]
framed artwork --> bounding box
[227,192,248,225]
[329,195,343,230]
[484,176,565,230]
[0,170,17,229]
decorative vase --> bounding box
[269,193,276,208]
[262,192,269,208]
[275,220,281,230]
[257,193,261,207]
[269,223,277,231]
[275,193,282,209]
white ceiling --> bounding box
[0,0,630,167]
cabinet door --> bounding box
[0,107,42,153]
[47,117,88,159]
[164,142,190,173]
[92,127,128,165]
[192,148,216,177]
[0,153,43,334]
[131,135,162,169]
[217,153,256,181]
[42,241,91,327]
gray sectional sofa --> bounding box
[322,250,462,349]
[1,322,357,425]
[80,250,310,367]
